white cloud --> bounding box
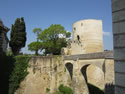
[103,31,111,36]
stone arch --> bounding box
[81,64,90,83]
[81,64,104,90]
[65,63,73,80]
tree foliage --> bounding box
[38,24,71,55]
[9,17,26,55]
[54,84,73,94]
[28,41,43,55]
[9,55,30,94]
[33,28,42,41]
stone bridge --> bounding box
[64,51,114,94]
[15,51,114,94]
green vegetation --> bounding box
[54,84,73,94]
[46,88,50,93]
[9,55,30,94]
[33,28,42,41]
[28,24,71,55]
[28,28,43,55]
[38,24,71,55]
[28,41,43,55]
[0,54,15,94]
[9,17,26,55]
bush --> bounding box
[9,55,30,94]
[54,84,73,94]
[46,88,50,93]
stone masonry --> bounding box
[15,52,114,94]
[112,0,125,94]
[0,20,9,53]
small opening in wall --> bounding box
[74,27,76,31]
[77,35,80,41]
[81,23,83,26]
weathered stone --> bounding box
[115,73,125,87]
[112,10,125,22]
[114,34,125,47]
[115,86,125,94]
[114,48,125,60]
[0,21,9,53]
[113,21,125,34]
[112,0,125,12]
[115,61,125,73]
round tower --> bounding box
[72,19,104,53]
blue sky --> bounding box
[0,0,113,54]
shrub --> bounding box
[58,84,73,94]
[9,55,30,94]
[46,88,50,93]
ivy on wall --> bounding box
[9,55,30,94]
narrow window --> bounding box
[81,23,83,26]
[77,35,80,41]
[74,27,76,31]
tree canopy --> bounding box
[33,28,42,41]
[9,17,26,55]
[38,24,71,55]
[28,41,43,55]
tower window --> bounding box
[74,27,76,31]
[81,23,83,26]
[77,35,80,41]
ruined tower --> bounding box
[72,19,104,54]
[62,19,104,55]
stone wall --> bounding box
[15,52,114,94]
[15,56,72,94]
[112,0,125,94]
[0,20,9,53]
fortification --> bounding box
[62,19,104,55]
[73,19,104,53]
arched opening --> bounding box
[81,64,104,94]
[81,64,90,83]
[65,63,73,80]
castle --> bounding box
[15,19,114,94]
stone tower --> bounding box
[72,19,104,54]
[61,19,104,55]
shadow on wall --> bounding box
[88,83,104,94]
[0,53,15,94]
[81,64,104,94]
[65,63,73,80]
[105,83,115,94]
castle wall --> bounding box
[112,0,125,93]
[15,52,114,94]
[14,56,72,94]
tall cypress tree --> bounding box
[9,17,26,55]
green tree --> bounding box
[33,28,42,41]
[28,41,43,55]
[38,24,71,55]
[9,17,26,55]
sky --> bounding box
[0,0,113,54]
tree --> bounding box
[38,24,71,55]
[33,28,42,41]
[9,17,26,55]
[27,28,42,55]
[28,41,43,55]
